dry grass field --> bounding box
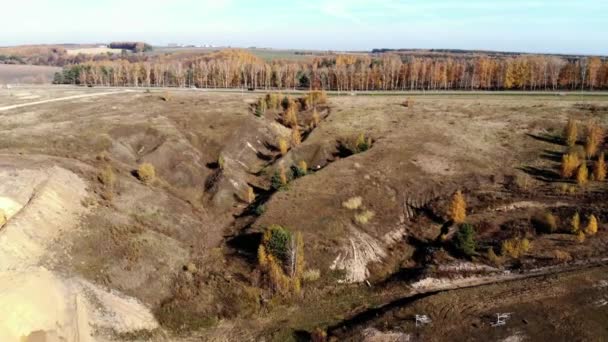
[0,64,60,84]
[1,86,608,341]
[66,47,124,55]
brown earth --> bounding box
[1,86,608,340]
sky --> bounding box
[2,0,607,55]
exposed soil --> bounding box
[1,86,608,341]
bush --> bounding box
[342,196,362,210]
[448,190,467,224]
[271,164,290,190]
[354,210,375,224]
[302,269,321,283]
[561,153,580,179]
[563,118,578,147]
[501,238,531,258]
[311,109,321,127]
[98,165,116,188]
[137,163,156,183]
[265,93,281,110]
[570,212,580,234]
[594,152,606,181]
[246,186,256,204]
[454,224,476,257]
[291,125,302,146]
[585,121,604,158]
[355,133,372,152]
[486,247,501,266]
[295,160,308,177]
[534,212,557,233]
[585,214,599,235]
[278,138,289,156]
[576,162,589,185]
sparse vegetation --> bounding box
[342,196,363,210]
[137,163,156,183]
[563,118,578,147]
[271,164,290,190]
[311,109,321,127]
[585,121,604,158]
[302,269,321,283]
[98,165,116,188]
[291,125,302,146]
[448,190,467,224]
[501,238,531,258]
[354,210,375,225]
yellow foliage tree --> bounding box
[291,125,302,146]
[448,190,466,223]
[278,138,289,156]
[585,121,604,158]
[585,215,599,235]
[246,186,256,204]
[279,164,288,186]
[577,162,589,185]
[137,163,156,183]
[570,212,580,234]
[561,153,580,179]
[298,160,308,175]
[594,152,607,181]
[563,118,578,147]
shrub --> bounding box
[246,186,256,204]
[585,121,604,158]
[258,245,268,270]
[577,231,586,243]
[302,269,321,283]
[265,93,281,110]
[296,160,308,177]
[98,165,116,188]
[487,247,501,265]
[342,196,363,210]
[594,152,606,181]
[137,163,156,183]
[563,118,578,147]
[218,154,225,170]
[306,90,328,107]
[271,165,290,190]
[283,103,299,128]
[454,224,476,257]
[576,162,589,185]
[311,329,328,342]
[311,109,321,127]
[561,153,580,179]
[291,125,302,146]
[585,214,599,235]
[278,138,289,156]
[354,210,375,224]
[355,133,372,152]
[255,97,267,117]
[535,212,558,233]
[553,250,572,262]
[448,190,467,224]
[501,238,531,258]
[570,212,580,234]
[254,204,266,216]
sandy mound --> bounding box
[0,165,158,341]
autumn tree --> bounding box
[570,212,581,234]
[585,121,604,158]
[563,118,578,147]
[577,162,589,185]
[594,152,607,181]
[585,215,599,235]
[448,190,466,223]
[561,153,580,179]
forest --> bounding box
[54,49,608,91]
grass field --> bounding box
[0,64,60,84]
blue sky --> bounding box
[2,0,607,54]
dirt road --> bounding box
[0,89,132,112]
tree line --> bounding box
[54,50,608,91]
